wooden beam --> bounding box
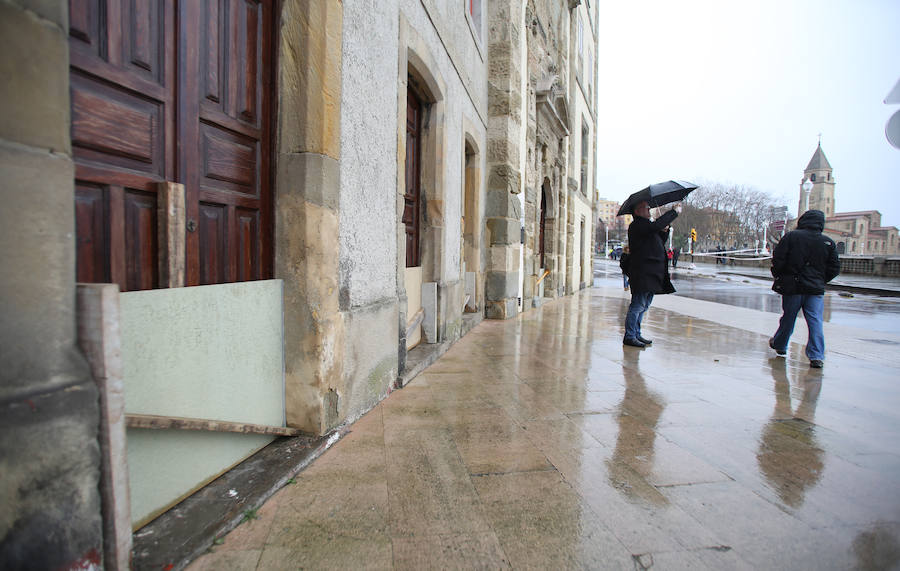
[126,413,303,437]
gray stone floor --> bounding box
[188,286,900,570]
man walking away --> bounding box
[769,210,840,368]
[623,201,681,348]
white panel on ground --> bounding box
[120,280,285,527]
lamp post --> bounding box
[801,178,813,215]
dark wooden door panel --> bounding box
[75,183,109,283]
[198,0,263,127]
[200,125,258,197]
[236,208,259,282]
[70,71,165,177]
[124,190,159,291]
[69,0,104,57]
[199,202,228,285]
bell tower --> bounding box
[798,141,835,218]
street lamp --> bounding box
[801,178,813,215]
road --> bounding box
[594,258,900,335]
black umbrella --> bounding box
[617,180,698,216]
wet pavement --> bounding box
[596,259,900,336]
[187,284,900,570]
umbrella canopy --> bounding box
[617,180,698,216]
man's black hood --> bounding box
[797,210,825,232]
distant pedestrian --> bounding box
[622,201,681,348]
[672,248,680,269]
[620,245,631,290]
[769,210,840,368]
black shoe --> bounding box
[810,359,824,369]
[623,337,646,348]
[769,337,786,357]
[637,336,653,345]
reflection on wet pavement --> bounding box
[188,287,900,570]
[757,359,823,509]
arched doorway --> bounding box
[539,181,549,270]
[462,137,481,312]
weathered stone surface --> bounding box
[0,382,102,570]
[0,2,69,153]
[275,197,343,434]
[485,185,522,218]
[484,297,517,320]
[8,0,66,27]
[487,245,521,274]
[339,300,399,431]
[487,164,521,195]
[0,144,82,397]
[278,0,343,158]
[276,152,340,211]
[485,270,518,300]
[486,217,520,246]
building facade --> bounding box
[795,143,899,255]
[0,0,598,567]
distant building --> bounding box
[794,143,899,255]
[596,198,620,229]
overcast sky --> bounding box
[595,0,900,224]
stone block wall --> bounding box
[0,1,103,568]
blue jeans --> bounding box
[625,291,654,340]
[772,294,825,360]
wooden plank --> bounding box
[126,413,302,437]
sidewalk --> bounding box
[187,288,900,570]
[676,258,900,294]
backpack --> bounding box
[619,252,631,276]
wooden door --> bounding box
[70,0,273,291]
[404,89,422,268]
[70,1,176,291]
[181,0,273,285]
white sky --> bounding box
[595,0,900,224]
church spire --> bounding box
[799,141,835,219]
[805,141,832,172]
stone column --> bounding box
[274,0,344,435]
[485,0,525,319]
[0,2,103,567]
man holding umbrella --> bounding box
[618,181,695,348]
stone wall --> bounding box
[0,1,103,568]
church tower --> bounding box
[798,142,835,218]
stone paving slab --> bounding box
[186,288,900,570]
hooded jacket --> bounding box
[772,210,840,295]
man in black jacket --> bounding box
[623,201,681,347]
[769,209,840,368]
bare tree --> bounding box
[679,179,787,252]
